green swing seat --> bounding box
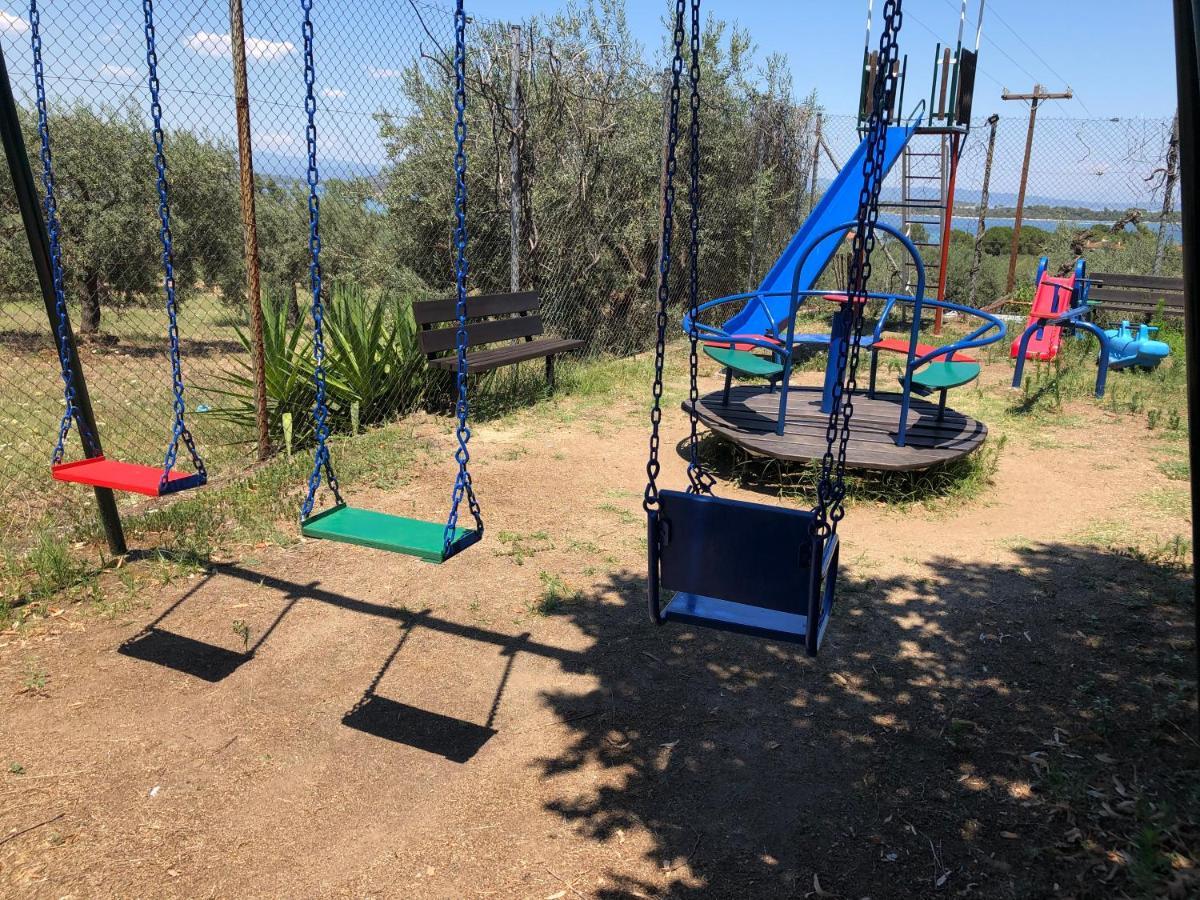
[295,0,482,566]
[301,505,480,564]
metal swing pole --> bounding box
[0,42,126,555]
[1170,0,1200,730]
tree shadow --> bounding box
[535,540,1197,897]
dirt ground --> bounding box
[2,359,1197,899]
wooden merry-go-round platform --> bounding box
[685,385,989,471]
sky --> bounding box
[468,0,1180,121]
[0,0,1180,207]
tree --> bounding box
[2,103,241,334]
[378,0,820,356]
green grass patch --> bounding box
[528,571,583,616]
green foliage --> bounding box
[320,283,428,428]
[530,572,582,616]
[208,283,426,446]
[379,1,821,356]
[0,103,241,332]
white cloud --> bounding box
[98,63,138,80]
[0,11,29,34]
[367,66,404,79]
[184,31,295,62]
[255,131,302,153]
[321,88,347,99]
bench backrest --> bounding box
[1090,272,1185,318]
[412,291,543,357]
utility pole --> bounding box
[1001,84,1072,293]
[228,0,269,461]
[508,25,522,294]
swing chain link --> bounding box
[28,0,96,464]
[643,0,687,513]
[299,0,342,521]
[444,0,483,555]
[684,0,713,496]
[813,0,901,538]
[143,0,206,490]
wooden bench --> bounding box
[413,291,584,388]
[1089,272,1184,321]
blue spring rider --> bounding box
[1105,321,1171,370]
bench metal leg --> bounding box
[722,367,733,405]
[545,355,555,389]
[937,388,948,421]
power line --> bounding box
[903,6,1006,94]
[938,0,1093,117]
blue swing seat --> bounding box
[647,490,839,656]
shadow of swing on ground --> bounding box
[118,572,304,683]
[340,609,530,763]
[119,564,542,762]
[112,543,1196,895]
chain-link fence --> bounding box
[0,0,1182,528]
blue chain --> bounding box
[143,0,206,491]
[443,0,483,555]
[813,0,902,537]
[29,0,97,463]
[299,0,342,522]
[642,0,687,513]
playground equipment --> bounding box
[26,0,207,497]
[298,0,482,563]
[1010,256,1075,362]
[1011,257,1113,398]
[1105,321,1171,370]
[688,222,1005,464]
[643,0,905,656]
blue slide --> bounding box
[721,123,919,338]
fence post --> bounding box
[0,43,126,555]
[228,0,270,461]
[1154,111,1180,276]
[509,25,522,294]
[968,113,999,307]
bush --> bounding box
[209,282,427,447]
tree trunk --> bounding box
[80,270,102,334]
[287,280,301,326]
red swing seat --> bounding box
[52,456,205,497]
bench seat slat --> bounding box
[419,315,544,355]
[1092,273,1184,291]
[428,338,585,374]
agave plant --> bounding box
[320,282,428,429]
[207,291,316,444]
[208,283,427,448]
